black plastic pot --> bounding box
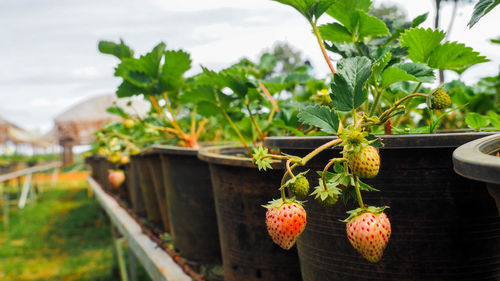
[124,160,146,216]
[454,133,500,214]
[154,145,221,264]
[265,132,500,281]
[94,156,112,191]
[131,153,162,226]
[85,156,100,181]
[144,152,170,233]
[198,146,302,281]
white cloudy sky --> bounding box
[1,0,499,134]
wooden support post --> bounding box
[18,173,32,209]
[51,168,59,188]
[128,249,138,281]
[112,227,129,281]
[1,183,8,230]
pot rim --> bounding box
[453,133,500,185]
[265,132,497,150]
[151,145,199,156]
[198,145,284,169]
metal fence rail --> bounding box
[0,161,61,229]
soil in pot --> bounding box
[265,133,500,281]
[156,145,221,264]
[198,146,302,281]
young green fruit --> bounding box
[289,175,310,198]
[318,193,338,207]
[265,199,307,250]
[108,170,125,189]
[346,209,391,263]
[430,89,451,110]
[119,155,130,165]
[109,153,121,164]
[348,145,380,179]
[123,118,135,129]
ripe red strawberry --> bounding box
[108,170,125,188]
[265,199,307,250]
[348,145,380,179]
[345,207,391,263]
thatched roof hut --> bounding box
[54,94,150,165]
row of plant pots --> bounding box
[87,132,500,281]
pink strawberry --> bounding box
[348,145,380,179]
[345,207,391,263]
[264,199,307,250]
[108,170,125,188]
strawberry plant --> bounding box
[98,40,209,148]
[252,0,489,263]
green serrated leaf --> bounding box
[411,13,428,27]
[371,52,391,83]
[428,41,489,72]
[327,0,371,31]
[468,0,500,28]
[179,85,215,104]
[116,81,143,97]
[356,10,390,40]
[139,42,166,77]
[465,112,490,131]
[357,179,379,192]
[160,50,192,92]
[334,162,345,173]
[318,23,353,43]
[98,39,134,59]
[330,56,372,111]
[380,67,419,89]
[392,62,435,83]
[272,0,335,21]
[400,28,445,63]
[258,53,277,74]
[297,105,339,134]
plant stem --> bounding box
[353,175,365,208]
[429,108,435,133]
[162,93,188,141]
[310,20,336,75]
[219,106,252,156]
[322,159,336,191]
[190,105,197,138]
[245,102,265,142]
[301,138,343,164]
[259,82,280,114]
[369,86,383,116]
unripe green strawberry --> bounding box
[348,145,380,179]
[123,118,135,129]
[290,176,309,198]
[318,193,338,207]
[265,199,307,250]
[346,210,391,263]
[430,88,451,110]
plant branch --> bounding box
[219,106,252,156]
[311,21,336,75]
[353,175,365,208]
[259,82,280,113]
[245,102,265,142]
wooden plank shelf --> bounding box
[87,176,192,281]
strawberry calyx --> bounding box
[343,206,389,222]
[262,197,305,210]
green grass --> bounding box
[0,180,150,281]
